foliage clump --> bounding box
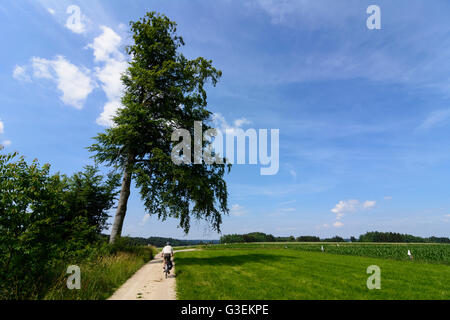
[0,152,123,299]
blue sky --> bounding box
[1,0,450,239]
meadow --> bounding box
[175,243,450,300]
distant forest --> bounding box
[101,231,450,247]
[101,235,220,247]
[220,232,450,244]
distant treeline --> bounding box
[220,232,450,244]
[102,235,220,247]
[220,232,346,243]
[357,232,450,243]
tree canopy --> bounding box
[89,12,230,243]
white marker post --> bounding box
[321,245,324,252]
[407,250,413,260]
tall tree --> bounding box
[89,12,230,243]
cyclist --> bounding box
[161,242,174,273]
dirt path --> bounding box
[108,249,197,300]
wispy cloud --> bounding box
[12,65,31,82]
[212,113,252,135]
[289,169,297,180]
[140,214,150,226]
[363,200,376,209]
[249,0,360,28]
[225,1,450,96]
[279,200,296,206]
[417,109,450,131]
[333,221,344,228]
[231,204,247,216]
[268,207,297,217]
[0,119,11,149]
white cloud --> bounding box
[52,57,95,109]
[47,8,55,15]
[331,199,376,220]
[140,214,151,226]
[363,200,376,209]
[30,56,95,109]
[1,140,12,148]
[13,65,31,82]
[212,113,251,135]
[0,119,4,134]
[234,118,251,128]
[31,57,53,79]
[16,24,126,121]
[333,221,344,228]
[418,109,450,131]
[231,204,247,216]
[65,5,86,34]
[14,56,95,110]
[331,199,359,220]
[88,26,128,126]
[94,58,128,126]
[88,26,123,62]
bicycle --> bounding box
[163,255,172,279]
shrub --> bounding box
[0,153,120,299]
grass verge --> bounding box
[44,246,157,300]
[176,248,450,300]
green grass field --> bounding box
[207,242,450,264]
[175,244,450,300]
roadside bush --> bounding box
[108,236,155,261]
[0,152,120,299]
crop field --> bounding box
[175,243,450,300]
[206,243,450,264]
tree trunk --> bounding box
[109,153,135,244]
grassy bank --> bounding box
[43,245,157,300]
[176,248,450,300]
